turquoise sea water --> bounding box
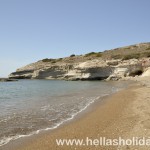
[0,79,131,146]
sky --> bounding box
[0,0,150,77]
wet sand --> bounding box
[2,78,150,150]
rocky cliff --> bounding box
[9,42,150,81]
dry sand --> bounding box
[2,77,150,150]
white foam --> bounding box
[0,94,111,147]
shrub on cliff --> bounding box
[85,52,102,57]
[141,52,150,58]
[122,52,150,60]
[95,53,102,57]
[70,54,76,57]
[42,58,56,62]
[111,54,122,59]
[146,47,150,50]
[42,58,52,62]
[122,54,140,60]
[85,52,96,57]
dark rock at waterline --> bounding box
[0,78,18,82]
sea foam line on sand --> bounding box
[0,95,107,147]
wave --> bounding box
[0,95,105,147]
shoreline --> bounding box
[0,80,131,148]
[1,84,114,149]
[0,91,109,148]
[1,80,143,150]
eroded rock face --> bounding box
[64,60,114,80]
[9,58,150,81]
[9,70,34,79]
[65,67,114,80]
[8,42,150,80]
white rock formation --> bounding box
[142,67,150,77]
[8,58,150,81]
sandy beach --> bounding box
[2,78,150,150]
[1,0,150,149]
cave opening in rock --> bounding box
[129,70,143,77]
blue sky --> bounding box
[0,0,150,77]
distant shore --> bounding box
[2,77,150,150]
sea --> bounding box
[0,79,132,146]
